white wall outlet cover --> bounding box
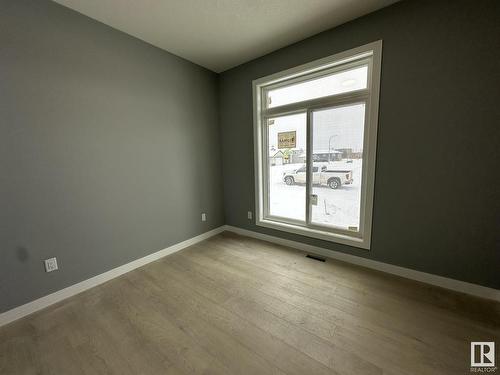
[247,211,253,219]
[44,257,58,272]
[201,213,207,222]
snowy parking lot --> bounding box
[269,159,362,229]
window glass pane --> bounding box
[267,113,307,221]
[267,65,367,108]
[310,103,365,231]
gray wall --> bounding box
[0,0,224,312]
[219,0,500,289]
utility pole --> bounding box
[328,134,338,162]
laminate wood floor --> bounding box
[1,231,499,374]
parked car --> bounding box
[283,164,353,189]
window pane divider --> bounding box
[305,108,312,226]
[262,89,370,118]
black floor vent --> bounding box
[306,254,326,262]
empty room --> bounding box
[1,0,499,373]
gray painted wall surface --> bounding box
[0,0,224,312]
[219,0,500,289]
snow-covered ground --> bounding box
[269,159,362,229]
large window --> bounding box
[253,42,382,249]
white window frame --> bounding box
[253,41,382,250]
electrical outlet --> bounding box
[201,213,207,222]
[247,211,253,220]
[44,257,58,273]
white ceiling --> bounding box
[52,0,399,73]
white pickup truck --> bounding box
[283,164,353,189]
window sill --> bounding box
[256,218,370,250]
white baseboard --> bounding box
[0,226,225,328]
[2,224,496,328]
[223,225,500,302]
